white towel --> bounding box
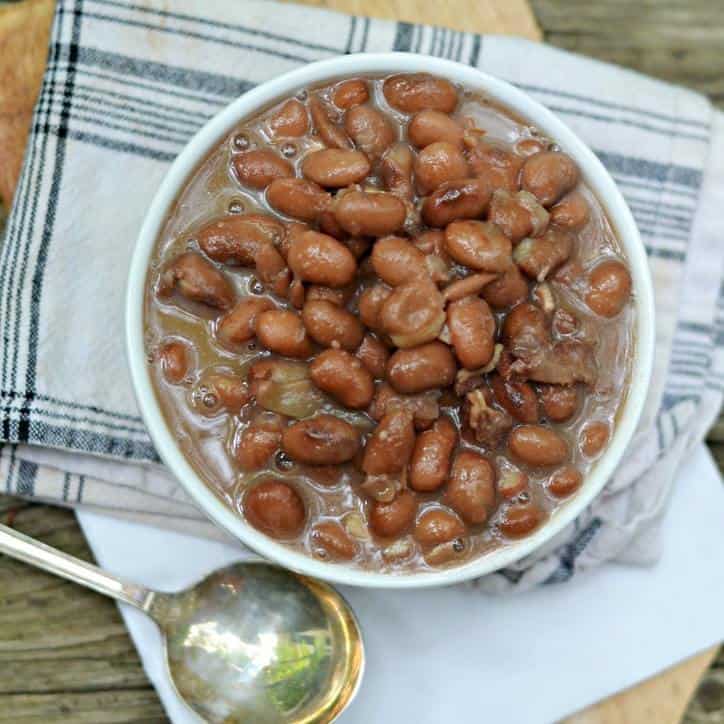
[1,0,722,590]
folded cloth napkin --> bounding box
[1,0,723,591]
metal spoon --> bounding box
[0,522,364,723]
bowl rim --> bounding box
[126,52,655,589]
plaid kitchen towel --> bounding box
[1,0,723,591]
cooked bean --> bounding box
[408,110,463,148]
[311,521,357,560]
[488,189,549,243]
[306,283,355,307]
[498,504,543,538]
[547,466,583,498]
[482,265,529,309]
[444,220,512,273]
[356,334,390,378]
[414,141,469,194]
[502,302,548,351]
[243,480,305,539]
[521,151,579,207]
[267,178,331,222]
[414,507,466,545]
[358,284,392,332]
[235,424,282,471]
[383,73,458,114]
[515,138,549,157]
[447,296,496,370]
[363,408,416,476]
[288,279,305,308]
[232,150,293,190]
[265,98,309,138]
[158,340,189,384]
[331,78,369,109]
[198,214,286,266]
[409,416,458,492]
[387,341,457,394]
[255,309,313,358]
[580,420,610,457]
[539,384,579,422]
[445,451,496,524]
[216,297,275,347]
[380,142,415,200]
[309,95,352,149]
[248,359,325,419]
[421,177,492,227]
[282,414,360,464]
[509,424,568,467]
[369,490,418,538]
[380,278,446,348]
[491,373,539,423]
[288,230,357,287]
[198,372,251,414]
[333,190,406,237]
[302,300,364,350]
[550,191,590,230]
[158,252,235,311]
[254,243,291,296]
[497,466,529,499]
[301,149,370,187]
[371,235,428,286]
[368,383,440,431]
[465,135,524,192]
[514,227,574,281]
[345,104,396,159]
[552,308,580,337]
[585,259,632,318]
[310,349,374,409]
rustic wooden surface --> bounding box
[0,0,722,722]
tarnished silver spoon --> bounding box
[0,523,364,723]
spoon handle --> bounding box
[0,522,158,614]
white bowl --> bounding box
[126,53,655,589]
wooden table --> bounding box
[0,1,722,722]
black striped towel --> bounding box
[1,0,722,590]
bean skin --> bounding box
[358,284,392,333]
[216,297,275,348]
[488,189,549,244]
[356,334,390,379]
[421,177,492,228]
[302,300,364,350]
[444,220,512,273]
[445,451,496,524]
[447,296,496,370]
[344,104,396,160]
[383,73,458,114]
[521,151,579,207]
[243,480,306,539]
[514,227,574,282]
[255,309,313,358]
[539,384,579,422]
[369,490,418,538]
[414,507,466,545]
[362,409,416,475]
[309,95,352,149]
[508,424,569,467]
[414,141,470,194]
[409,416,458,492]
[371,235,428,286]
[265,98,309,138]
[331,78,369,109]
[550,191,590,230]
[547,466,583,498]
[310,349,375,409]
[408,110,464,148]
[498,504,544,538]
[387,341,457,394]
[310,521,358,560]
[368,383,441,432]
[301,149,371,188]
[380,143,415,200]
[585,259,632,318]
[158,340,189,384]
[380,278,446,349]
[333,191,406,237]
[288,230,357,287]
[158,252,235,311]
[490,373,539,424]
[282,414,361,464]
[232,149,294,190]
[266,178,331,222]
[580,421,610,457]
[482,265,529,309]
[442,272,498,303]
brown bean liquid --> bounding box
[145,75,634,573]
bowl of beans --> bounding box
[126,53,654,588]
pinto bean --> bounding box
[387,341,457,394]
[363,408,416,475]
[497,465,529,500]
[255,309,313,358]
[501,302,548,351]
[445,450,496,524]
[482,265,529,309]
[447,296,496,370]
[550,191,590,230]
[444,220,512,273]
[421,177,492,227]
[196,372,251,415]
[358,284,392,332]
[288,230,357,287]
[383,73,458,114]
[301,149,370,187]
[302,300,364,350]
[498,504,544,538]
[368,383,440,431]
[547,466,583,498]
[158,340,189,384]
[311,521,358,560]
[580,420,610,457]
[254,244,291,296]
[490,373,539,424]
[197,214,286,266]
[282,414,360,464]
[158,252,235,311]
[243,480,305,539]
[488,189,549,243]
[333,190,406,237]
[521,151,579,207]
[232,150,294,190]
[539,384,579,422]
[371,235,429,286]
[265,98,309,138]
[306,283,355,307]
[380,278,446,348]
[414,141,469,194]
[235,420,283,471]
[408,110,463,148]
[414,507,466,545]
[216,297,276,347]
[344,104,396,159]
[331,78,369,109]
[309,95,352,149]
[509,424,568,467]
[266,178,331,222]
[380,142,415,200]
[514,227,574,281]
[356,334,390,379]
[409,416,458,492]
[310,349,375,409]
[369,490,418,538]
[465,135,524,192]
[442,272,497,303]
[585,259,632,318]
